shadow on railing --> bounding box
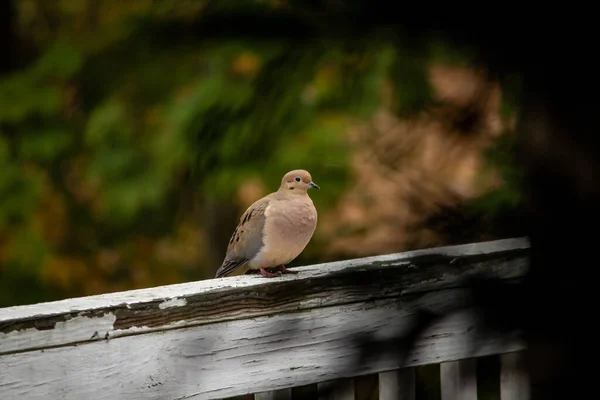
[0,237,530,400]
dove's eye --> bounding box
[295,176,301,182]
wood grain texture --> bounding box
[0,294,526,399]
[0,237,529,356]
[0,238,530,399]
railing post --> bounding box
[500,352,529,400]
[379,368,415,400]
[318,378,355,400]
[255,388,292,400]
[440,359,477,400]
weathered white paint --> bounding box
[0,237,530,399]
[0,237,529,357]
[0,237,529,321]
[0,295,526,399]
[158,298,187,309]
[0,312,116,354]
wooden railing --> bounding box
[0,237,530,400]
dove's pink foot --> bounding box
[259,267,280,278]
[277,264,298,274]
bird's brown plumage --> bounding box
[215,169,319,278]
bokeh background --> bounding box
[0,0,525,310]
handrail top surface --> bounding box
[0,237,529,323]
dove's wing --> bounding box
[215,195,271,278]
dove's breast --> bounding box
[249,197,317,269]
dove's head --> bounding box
[280,169,320,194]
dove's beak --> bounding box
[309,182,320,189]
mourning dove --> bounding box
[215,169,319,278]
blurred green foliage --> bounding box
[0,0,384,305]
[0,0,522,307]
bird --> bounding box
[215,169,320,278]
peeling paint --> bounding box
[158,298,187,309]
[0,313,117,355]
[110,320,189,338]
[299,298,323,309]
[0,237,530,357]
